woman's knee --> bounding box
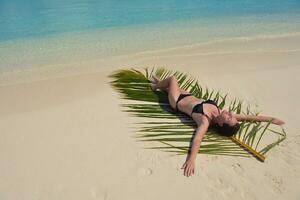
[169,75,178,85]
[170,75,176,81]
[169,75,179,88]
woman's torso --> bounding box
[177,95,219,124]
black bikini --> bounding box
[175,93,220,121]
[175,93,193,111]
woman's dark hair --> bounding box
[212,123,240,137]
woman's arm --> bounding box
[181,117,209,177]
[233,114,285,125]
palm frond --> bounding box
[109,67,286,161]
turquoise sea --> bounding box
[0,0,300,71]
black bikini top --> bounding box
[175,93,220,121]
[191,99,220,121]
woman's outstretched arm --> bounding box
[233,114,285,125]
[181,117,209,177]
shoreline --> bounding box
[1,32,300,86]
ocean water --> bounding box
[0,0,300,71]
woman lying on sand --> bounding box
[150,75,285,177]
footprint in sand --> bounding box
[137,167,153,176]
[216,177,223,185]
[214,178,238,197]
[264,173,284,193]
[231,163,245,174]
[90,187,109,200]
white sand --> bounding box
[0,35,299,200]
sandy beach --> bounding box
[0,34,300,200]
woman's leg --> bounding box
[154,76,181,109]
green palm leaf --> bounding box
[109,67,286,161]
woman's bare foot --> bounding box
[150,76,160,91]
[150,83,157,91]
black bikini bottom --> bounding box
[175,93,192,111]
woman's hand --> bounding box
[272,118,285,125]
[181,158,195,177]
